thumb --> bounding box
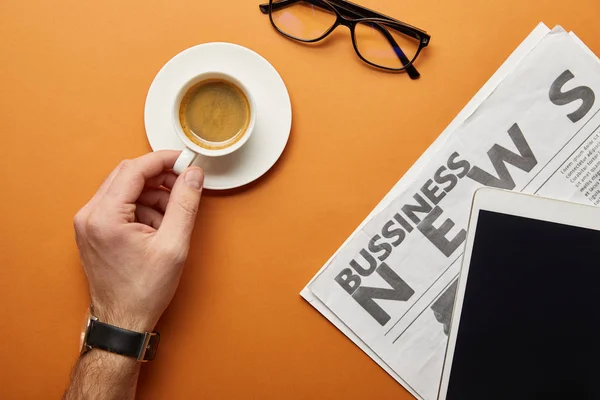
[158,167,204,245]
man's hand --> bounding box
[73,150,204,332]
[65,151,204,400]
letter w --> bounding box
[466,123,537,189]
[352,263,415,326]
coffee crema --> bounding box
[179,79,250,149]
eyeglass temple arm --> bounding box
[259,0,421,78]
[326,0,427,35]
[373,23,420,79]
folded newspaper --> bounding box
[301,23,600,400]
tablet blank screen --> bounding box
[445,210,600,400]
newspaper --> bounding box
[302,24,600,400]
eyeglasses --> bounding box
[258,0,430,79]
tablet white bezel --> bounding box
[437,188,600,400]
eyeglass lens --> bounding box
[270,0,421,70]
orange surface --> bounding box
[1,0,599,399]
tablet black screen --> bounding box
[445,210,600,400]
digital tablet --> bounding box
[438,188,600,400]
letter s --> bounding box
[382,220,406,247]
[549,70,595,123]
[434,166,458,192]
[368,234,393,262]
[447,152,471,178]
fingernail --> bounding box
[184,168,204,190]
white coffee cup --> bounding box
[172,72,256,174]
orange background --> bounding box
[1,0,599,399]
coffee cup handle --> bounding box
[173,147,198,175]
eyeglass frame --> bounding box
[259,0,430,79]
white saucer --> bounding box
[144,43,292,190]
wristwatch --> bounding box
[80,306,160,362]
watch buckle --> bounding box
[137,332,157,362]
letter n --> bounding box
[351,263,415,326]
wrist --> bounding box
[92,304,156,333]
[81,306,161,362]
[82,347,139,366]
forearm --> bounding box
[63,350,141,400]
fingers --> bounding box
[138,189,170,213]
[158,167,204,246]
[105,150,181,205]
[135,204,164,229]
[145,171,178,190]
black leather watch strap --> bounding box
[86,320,160,361]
